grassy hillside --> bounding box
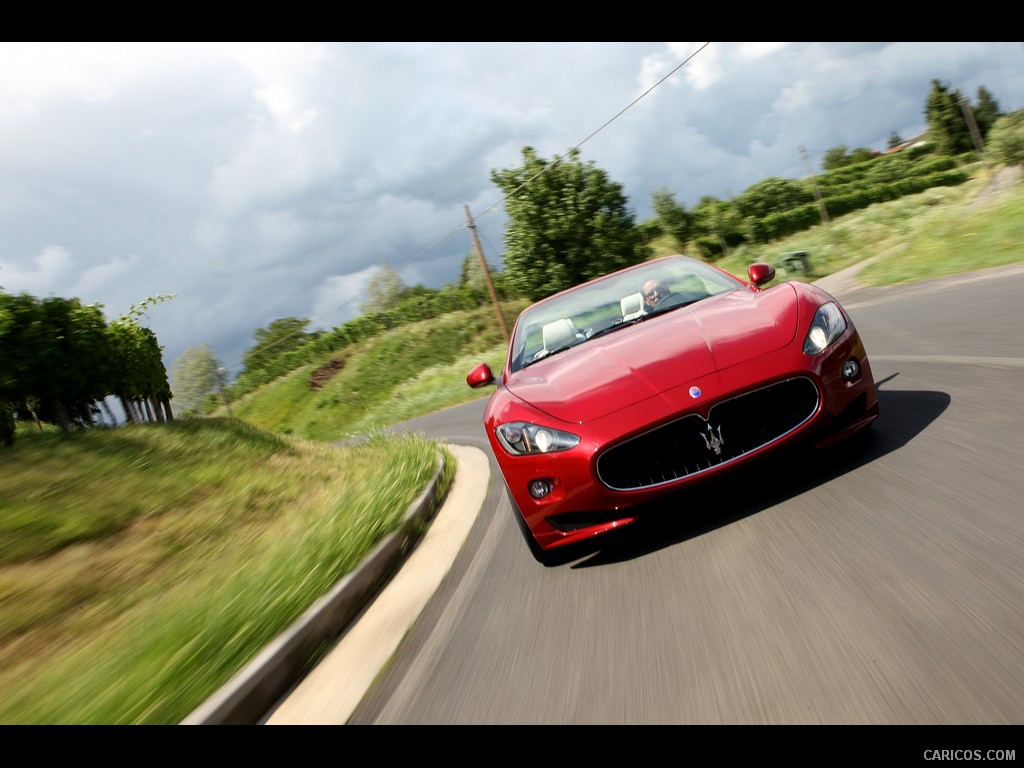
[227,300,529,439]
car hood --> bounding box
[506,284,800,423]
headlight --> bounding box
[495,422,580,456]
[803,301,848,355]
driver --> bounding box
[641,279,671,313]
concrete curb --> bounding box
[180,453,447,725]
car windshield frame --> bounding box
[508,256,746,373]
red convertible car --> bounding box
[467,254,879,563]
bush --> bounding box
[987,110,1024,167]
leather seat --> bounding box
[620,292,644,321]
[542,318,583,354]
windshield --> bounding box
[508,256,744,373]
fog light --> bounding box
[842,359,860,379]
[529,479,553,499]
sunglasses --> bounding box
[645,287,667,300]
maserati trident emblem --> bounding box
[688,386,702,399]
[702,423,724,455]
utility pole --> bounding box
[216,367,233,419]
[957,93,990,174]
[464,205,510,344]
[799,145,842,259]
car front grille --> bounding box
[596,377,820,491]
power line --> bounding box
[475,42,712,220]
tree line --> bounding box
[0,294,173,445]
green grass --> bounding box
[708,166,1023,285]
[229,300,529,440]
[1,164,1021,724]
[0,419,449,724]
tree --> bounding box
[0,291,11,444]
[459,251,502,289]
[887,132,904,150]
[43,297,111,429]
[242,317,314,377]
[849,147,876,164]
[107,319,172,424]
[651,188,693,250]
[489,146,650,300]
[822,145,876,171]
[973,86,1002,140]
[359,260,406,314]
[733,177,814,220]
[986,109,1024,167]
[689,196,744,260]
[170,343,222,416]
[0,290,173,439]
[459,252,484,288]
[456,251,503,309]
[0,294,112,432]
[109,294,175,424]
[822,146,850,171]
[0,292,41,438]
[926,79,974,156]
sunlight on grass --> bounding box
[713,175,993,281]
[859,181,1024,285]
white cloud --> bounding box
[310,264,379,331]
[0,245,75,295]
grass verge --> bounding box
[0,419,448,724]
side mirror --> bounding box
[748,263,776,289]
[466,362,496,389]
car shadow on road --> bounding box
[564,384,951,568]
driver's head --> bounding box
[641,279,669,308]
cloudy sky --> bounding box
[1,42,1021,383]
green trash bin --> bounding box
[781,251,810,274]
